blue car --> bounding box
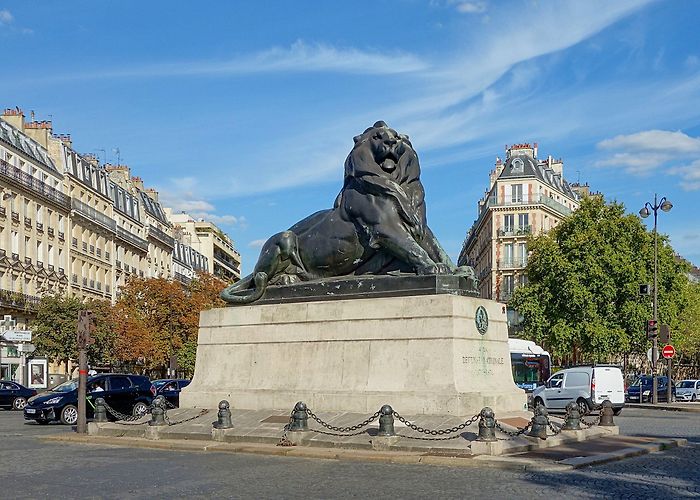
[150,379,191,408]
[24,374,152,425]
[626,375,676,403]
[0,381,36,410]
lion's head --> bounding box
[346,121,418,181]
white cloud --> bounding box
[596,130,700,189]
[159,186,246,228]
[598,130,700,154]
[38,40,428,83]
[669,159,700,191]
[456,2,487,14]
[248,239,267,249]
[0,10,13,25]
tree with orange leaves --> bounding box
[112,273,225,376]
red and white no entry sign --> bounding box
[662,344,676,359]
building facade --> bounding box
[458,143,580,308]
[0,107,239,382]
[165,210,241,282]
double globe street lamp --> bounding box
[639,194,673,405]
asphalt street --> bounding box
[0,407,698,499]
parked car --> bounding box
[532,365,625,415]
[675,380,700,402]
[625,375,676,403]
[23,373,152,425]
[0,381,37,410]
[150,379,191,408]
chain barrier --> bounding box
[392,412,480,441]
[546,418,562,435]
[494,420,530,438]
[277,409,296,447]
[581,413,601,428]
[306,408,381,435]
[162,408,210,426]
[101,399,151,425]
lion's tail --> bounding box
[220,272,269,304]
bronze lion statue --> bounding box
[221,121,474,304]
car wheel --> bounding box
[613,408,623,416]
[60,405,79,426]
[577,398,590,416]
[12,397,27,410]
[132,402,149,417]
[692,394,697,402]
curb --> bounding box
[627,403,700,413]
[40,434,687,471]
[558,438,688,468]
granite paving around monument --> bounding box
[44,406,687,471]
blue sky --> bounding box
[2,0,699,272]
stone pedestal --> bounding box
[180,294,527,417]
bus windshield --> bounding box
[511,353,550,391]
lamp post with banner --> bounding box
[639,194,672,405]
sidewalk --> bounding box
[36,406,687,470]
[627,402,700,413]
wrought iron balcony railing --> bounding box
[0,288,40,310]
[147,224,175,249]
[115,226,149,252]
[0,159,71,210]
[70,199,116,233]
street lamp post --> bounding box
[639,194,673,405]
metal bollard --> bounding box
[527,405,548,440]
[288,401,308,431]
[562,401,582,431]
[477,407,497,442]
[213,400,233,429]
[599,400,615,426]
[93,397,108,423]
[149,396,167,427]
[377,405,395,436]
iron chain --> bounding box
[163,408,209,426]
[495,420,530,437]
[101,399,150,425]
[276,410,296,447]
[392,412,479,439]
[306,408,380,434]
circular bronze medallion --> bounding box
[475,306,488,335]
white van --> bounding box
[532,365,625,415]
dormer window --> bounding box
[511,158,524,174]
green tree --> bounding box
[673,280,700,364]
[510,196,689,364]
[31,295,116,372]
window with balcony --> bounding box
[511,184,523,203]
[503,243,514,267]
[503,214,514,233]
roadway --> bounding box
[0,407,698,499]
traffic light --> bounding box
[646,319,658,339]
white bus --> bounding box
[509,338,551,392]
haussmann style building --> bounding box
[458,143,582,327]
[0,107,238,385]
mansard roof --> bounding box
[0,120,59,173]
[498,154,579,201]
[139,190,169,225]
